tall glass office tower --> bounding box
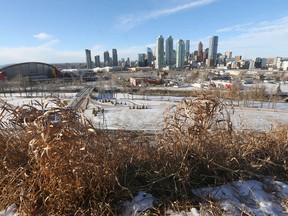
[208,36,218,60]
[85,49,93,69]
[146,47,153,66]
[176,39,185,69]
[185,40,190,54]
[104,51,110,66]
[112,49,118,66]
[94,55,100,67]
[155,35,165,69]
[165,36,173,66]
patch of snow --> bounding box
[191,178,288,215]
[0,204,18,216]
[122,191,155,216]
[123,179,288,216]
[166,208,200,216]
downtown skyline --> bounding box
[0,0,288,64]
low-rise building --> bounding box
[130,76,161,86]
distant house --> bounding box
[128,67,152,72]
[129,76,161,86]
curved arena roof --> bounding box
[0,62,61,81]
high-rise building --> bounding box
[126,58,131,67]
[112,49,118,66]
[225,51,232,59]
[138,53,146,67]
[104,51,110,66]
[185,40,190,54]
[172,50,176,65]
[165,36,173,66]
[146,47,153,66]
[176,39,185,69]
[85,49,93,69]
[94,55,100,67]
[155,35,165,69]
[254,57,262,68]
[203,48,209,62]
[197,42,203,62]
[185,40,191,63]
[208,36,219,66]
[254,57,267,69]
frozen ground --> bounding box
[242,82,288,94]
[83,93,288,131]
[123,178,288,215]
[2,92,288,131]
[1,179,287,215]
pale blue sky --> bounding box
[0,0,287,64]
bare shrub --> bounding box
[156,92,288,198]
[0,95,287,215]
[156,94,238,193]
[0,100,130,214]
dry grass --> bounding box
[0,94,287,215]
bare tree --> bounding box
[11,74,28,96]
[0,81,7,97]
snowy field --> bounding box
[84,93,288,132]
[2,91,288,131]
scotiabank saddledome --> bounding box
[0,62,61,81]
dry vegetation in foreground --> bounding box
[0,95,287,215]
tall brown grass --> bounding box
[0,95,287,215]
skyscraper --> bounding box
[208,36,219,66]
[185,40,190,62]
[85,49,93,69]
[112,49,118,66]
[155,35,165,69]
[126,58,131,67]
[94,55,100,68]
[203,48,209,62]
[185,40,190,54]
[165,36,173,66]
[254,57,262,69]
[138,53,146,67]
[172,50,176,65]
[104,51,110,66]
[176,39,185,69]
[197,42,203,62]
[146,47,153,66]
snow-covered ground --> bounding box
[2,92,288,131]
[242,82,288,94]
[191,178,288,216]
[1,179,287,215]
[0,92,76,108]
[83,93,288,131]
[122,178,288,215]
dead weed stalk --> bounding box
[0,94,287,215]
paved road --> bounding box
[66,86,94,111]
